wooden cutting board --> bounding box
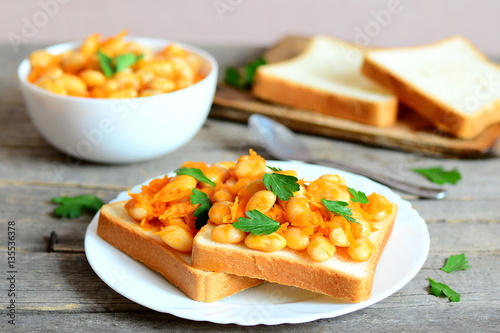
[210,36,500,158]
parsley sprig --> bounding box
[233,210,280,235]
[428,278,461,302]
[176,167,216,187]
[428,253,471,302]
[412,166,461,185]
[348,187,370,204]
[441,253,471,273]
[224,57,266,89]
[51,194,104,218]
[263,167,300,201]
[190,189,212,229]
[97,50,144,77]
[321,199,359,224]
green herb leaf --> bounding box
[224,67,243,88]
[191,189,212,217]
[233,210,280,235]
[348,187,370,204]
[97,51,114,77]
[97,51,143,77]
[175,167,216,187]
[114,53,144,73]
[244,57,266,85]
[224,57,266,89]
[263,172,300,201]
[412,167,461,185]
[190,189,212,229]
[428,278,461,302]
[441,253,472,273]
[267,165,283,172]
[52,194,104,218]
[321,199,359,224]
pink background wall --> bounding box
[2,0,499,56]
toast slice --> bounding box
[362,35,500,138]
[252,35,398,127]
[97,201,262,303]
[192,203,397,303]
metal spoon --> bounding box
[248,114,447,199]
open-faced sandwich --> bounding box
[98,149,397,303]
[192,150,397,303]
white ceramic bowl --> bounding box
[18,38,218,164]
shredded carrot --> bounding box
[229,197,240,223]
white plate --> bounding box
[85,160,429,326]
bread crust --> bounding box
[361,36,500,139]
[192,203,398,303]
[252,36,398,127]
[252,73,398,127]
[97,201,262,303]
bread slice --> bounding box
[362,36,500,138]
[192,203,398,303]
[252,35,398,127]
[97,201,262,303]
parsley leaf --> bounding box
[233,210,281,235]
[52,194,104,219]
[175,167,216,187]
[321,199,359,224]
[224,67,242,88]
[428,278,461,302]
[114,53,144,72]
[267,165,283,172]
[97,51,113,77]
[190,189,212,229]
[263,172,300,201]
[348,187,370,204]
[244,57,266,85]
[224,57,266,89]
[191,189,212,217]
[441,253,471,273]
[412,167,461,185]
[97,50,143,77]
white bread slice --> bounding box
[362,36,500,138]
[192,203,397,303]
[97,201,262,303]
[252,35,398,127]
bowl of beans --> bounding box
[18,31,218,164]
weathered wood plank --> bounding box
[0,184,118,224]
[5,306,499,333]
[2,250,498,330]
[1,112,499,201]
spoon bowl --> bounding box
[249,114,313,161]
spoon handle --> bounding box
[311,158,447,199]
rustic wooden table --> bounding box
[1,44,499,332]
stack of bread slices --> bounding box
[98,193,397,304]
[252,35,500,139]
